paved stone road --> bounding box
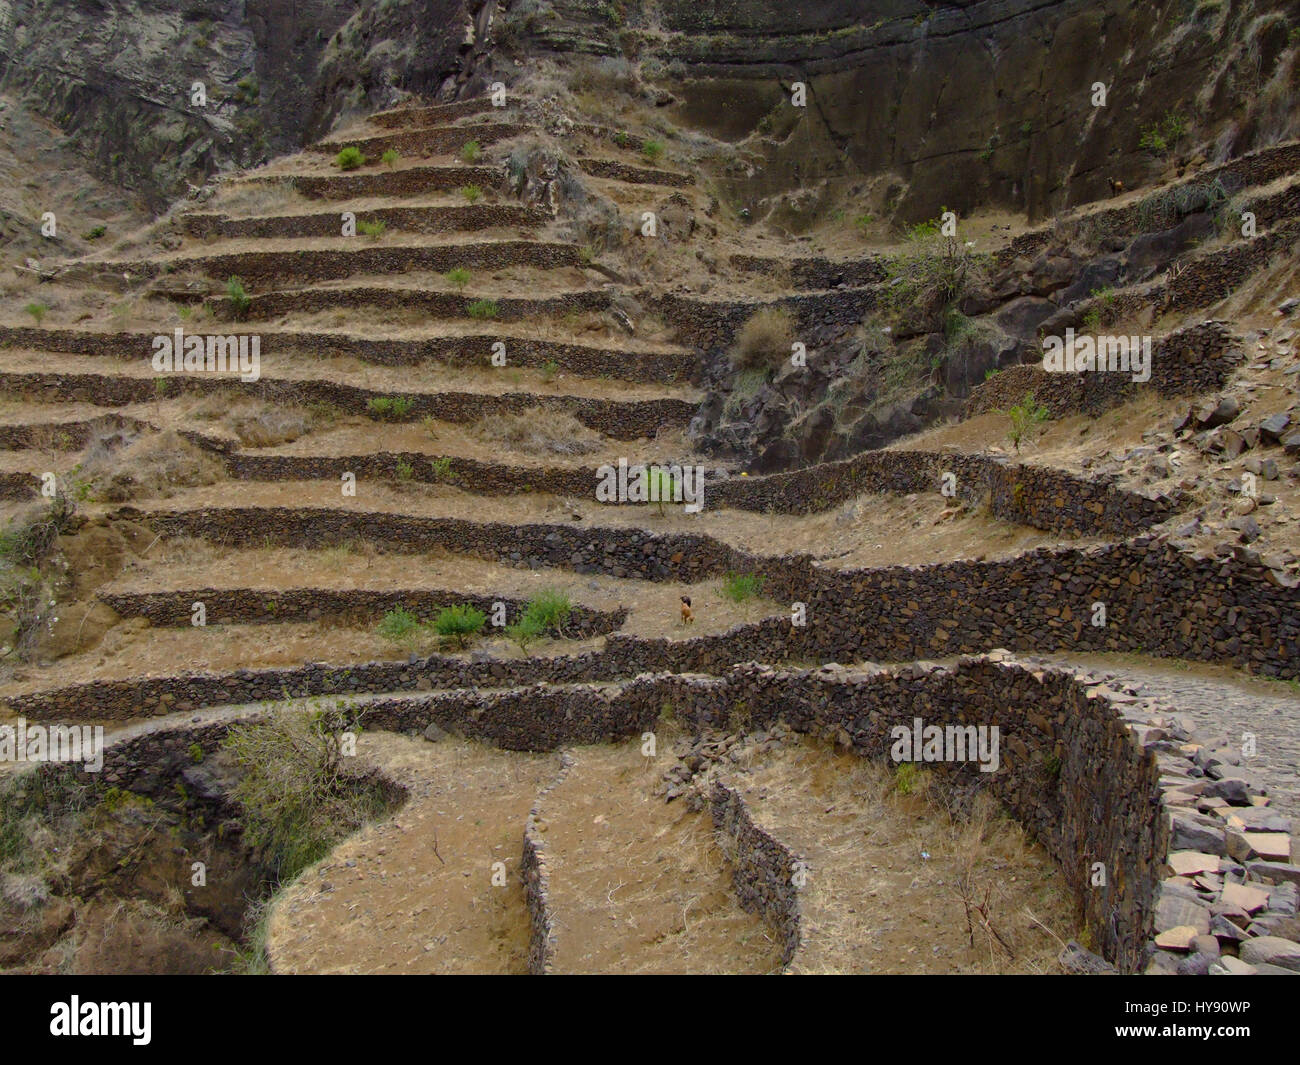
[1037,653,1300,820]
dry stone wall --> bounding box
[0,326,697,384]
[61,655,1294,974]
[99,587,627,636]
[9,528,1298,724]
[965,321,1241,418]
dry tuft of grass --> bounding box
[79,428,225,501]
[728,306,795,371]
[474,409,604,456]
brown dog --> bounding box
[1108,177,1124,196]
[680,596,694,625]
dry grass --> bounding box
[79,428,225,502]
[728,737,1078,974]
[473,409,605,457]
[728,306,795,371]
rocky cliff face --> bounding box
[500,0,1300,226]
[0,0,477,207]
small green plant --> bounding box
[1043,753,1062,780]
[445,267,471,292]
[460,184,482,203]
[222,710,389,883]
[722,573,765,603]
[521,589,572,637]
[235,76,260,105]
[429,456,454,481]
[505,614,544,655]
[641,139,665,163]
[1081,305,1102,332]
[377,606,423,644]
[647,467,677,516]
[1006,394,1050,452]
[893,761,922,796]
[82,224,106,240]
[983,367,1000,382]
[358,218,387,239]
[1139,111,1189,155]
[614,130,630,147]
[366,396,414,420]
[434,604,487,649]
[853,212,874,230]
[540,360,559,383]
[467,298,499,320]
[188,743,205,764]
[226,275,251,318]
[23,302,48,325]
[460,139,482,163]
[394,457,414,480]
[335,146,366,170]
[380,148,399,168]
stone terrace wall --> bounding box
[98,587,627,637]
[653,288,878,350]
[709,447,1174,536]
[370,99,493,128]
[312,122,528,157]
[138,505,758,582]
[245,165,501,199]
[0,327,698,384]
[709,777,804,968]
[108,240,579,288]
[965,321,1241,418]
[51,656,1178,973]
[182,204,549,240]
[1163,220,1300,316]
[576,159,693,187]
[9,531,1298,722]
[213,444,1171,537]
[221,286,610,322]
[0,370,691,440]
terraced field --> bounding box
[2,88,1298,979]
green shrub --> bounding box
[1006,394,1050,452]
[366,396,414,420]
[358,219,387,239]
[394,457,413,480]
[467,298,499,320]
[23,302,48,325]
[335,146,366,170]
[222,710,389,882]
[722,573,765,603]
[522,589,572,636]
[505,614,544,655]
[460,184,482,203]
[226,275,251,318]
[445,267,471,292]
[540,360,559,382]
[82,224,106,241]
[1139,111,1189,155]
[429,456,454,481]
[647,467,677,516]
[376,606,423,644]
[433,604,486,649]
[893,761,922,796]
[641,139,665,163]
[460,139,482,163]
[380,148,399,168]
